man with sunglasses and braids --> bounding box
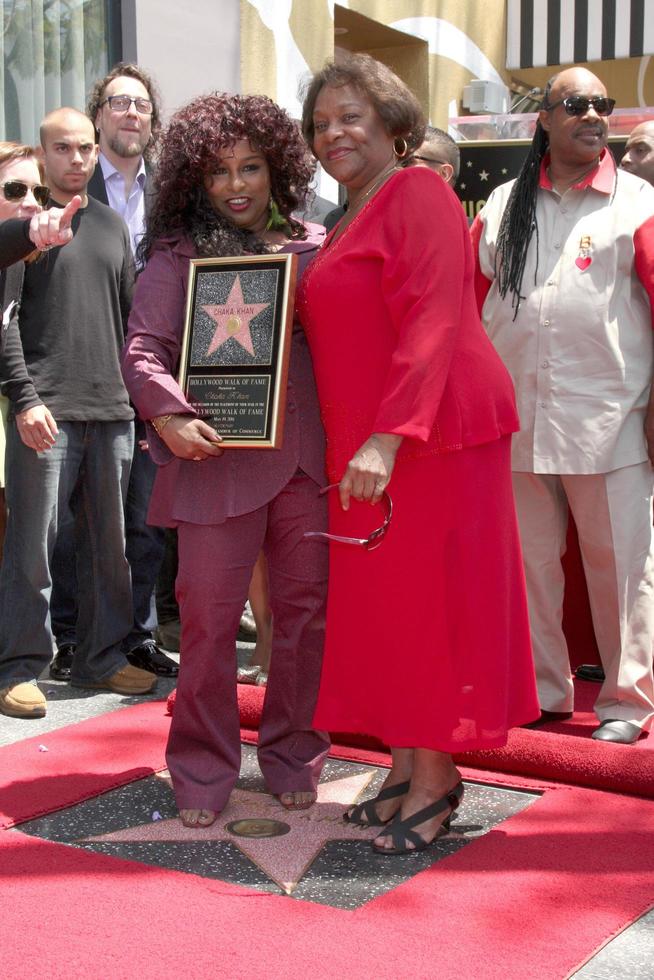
[0,108,157,719]
[472,67,654,745]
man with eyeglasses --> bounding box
[86,63,159,259]
[46,64,178,685]
[411,126,460,188]
[472,67,654,745]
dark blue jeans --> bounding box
[50,419,166,652]
[0,419,134,686]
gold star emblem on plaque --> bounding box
[203,274,270,357]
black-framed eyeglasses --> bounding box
[100,95,153,115]
[1,180,49,206]
[544,96,615,117]
[412,155,449,169]
[303,484,393,551]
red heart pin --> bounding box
[576,256,592,271]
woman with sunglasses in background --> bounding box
[0,142,80,561]
[298,55,539,855]
[0,144,80,275]
[121,94,330,829]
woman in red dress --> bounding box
[298,55,539,854]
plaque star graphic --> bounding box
[202,274,270,357]
[466,160,473,168]
[83,771,379,895]
[501,167,508,175]
[479,170,490,182]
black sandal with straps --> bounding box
[371,781,464,855]
[343,779,411,826]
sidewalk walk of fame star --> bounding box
[84,772,390,895]
[203,274,270,357]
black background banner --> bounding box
[454,138,627,221]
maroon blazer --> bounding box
[122,227,327,527]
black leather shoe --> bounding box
[523,709,573,728]
[127,640,179,677]
[154,619,181,653]
[575,664,605,683]
[237,608,257,642]
[49,643,75,681]
[591,720,642,744]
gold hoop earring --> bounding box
[393,136,408,159]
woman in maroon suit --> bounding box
[122,94,330,829]
[299,55,539,854]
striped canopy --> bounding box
[507,0,654,69]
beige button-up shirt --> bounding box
[474,151,654,474]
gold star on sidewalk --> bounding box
[203,274,270,357]
[83,772,380,895]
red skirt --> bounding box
[313,435,539,751]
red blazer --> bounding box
[296,168,519,482]
[122,228,326,526]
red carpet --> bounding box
[0,700,170,830]
[5,523,653,976]
[3,674,653,836]
[2,700,654,978]
[1,715,654,980]
[176,679,654,799]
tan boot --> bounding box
[73,664,157,695]
[0,682,46,718]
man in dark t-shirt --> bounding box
[0,108,156,719]
[47,64,178,681]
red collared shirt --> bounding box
[471,148,654,474]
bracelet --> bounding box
[150,414,174,436]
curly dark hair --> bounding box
[139,93,315,264]
[301,53,425,154]
[86,62,162,164]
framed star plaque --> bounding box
[179,253,297,448]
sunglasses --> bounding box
[100,95,153,115]
[304,484,393,551]
[545,96,616,117]
[1,180,50,206]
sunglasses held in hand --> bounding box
[1,181,50,206]
[304,484,393,551]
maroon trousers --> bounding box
[168,470,330,811]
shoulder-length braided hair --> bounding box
[495,76,558,316]
[139,93,315,265]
